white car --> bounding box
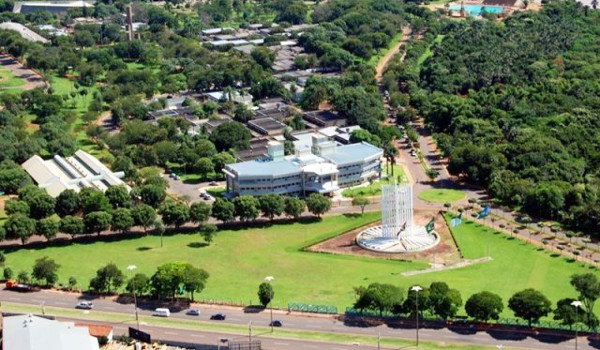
[76,301,93,310]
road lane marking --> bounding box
[191,334,205,338]
[164,331,179,335]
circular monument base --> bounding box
[356,225,440,253]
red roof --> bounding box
[75,323,113,337]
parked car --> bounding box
[75,301,93,310]
[410,150,417,156]
[270,320,283,327]
[210,313,226,320]
[186,309,200,316]
[5,280,34,292]
[153,308,171,317]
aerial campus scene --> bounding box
[0,0,598,349]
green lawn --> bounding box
[418,188,466,203]
[417,34,445,67]
[342,164,406,198]
[0,66,26,93]
[3,212,597,316]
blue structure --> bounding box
[223,138,382,197]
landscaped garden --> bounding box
[418,188,465,203]
[0,66,25,93]
[3,212,598,315]
[342,165,407,198]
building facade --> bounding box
[223,138,382,197]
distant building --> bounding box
[21,150,129,197]
[3,314,100,350]
[0,22,49,43]
[13,1,95,14]
[247,117,288,136]
[205,91,253,106]
[201,117,233,134]
[303,110,347,127]
[224,139,382,197]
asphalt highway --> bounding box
[0,288,595,349]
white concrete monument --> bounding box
[357,184,439,253]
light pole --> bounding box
[127,265,140,329]
[248,321,252,343]
[265,276,275,333]
[411,285,423,348]
[571,300,582,350]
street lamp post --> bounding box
[411,285,423,348]
[265,276,275,333]
[571,300,582,350]
[127,265,140,329]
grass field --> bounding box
[342,165,406,198]
[0,66,26,93]
[418,188,466,203]
[418,34,445,67]
[3,211,598,316]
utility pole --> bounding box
[248,321,252,343]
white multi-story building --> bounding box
[223,137,382,197]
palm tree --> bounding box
[383,143,398,178]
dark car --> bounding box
[270,320,283,327]
[210,313,226,320]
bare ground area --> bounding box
[306,209,462,265]
[0,54,45,91]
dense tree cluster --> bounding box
[384,3,600,234]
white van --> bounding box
[153,308,170,317]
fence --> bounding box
[288,302,337,314]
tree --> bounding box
[68,276,77,290]
[84,211,112,236]
[570,273,600,328]
[80,188,111,214]
[352,196,370,215]
[5,199,30,216]
[353,283,404,317]
[4,267,13,280]
[429,282,463,320]
[209,122,252,152]
[89,263,125,294]
[200,224,217,244]
[258,282,274,307]
[465,291,503,322]
[0,168,32,194]
[140,184,166,208]
[105,185,131,209]
[36,218,59,241]
[190,202,211,227]
[284,197,305,219]
[60,216,84,238]
[195,157,214,180]
[160,201,190,229]
[131,204,157,233]
[4,214,36,244]
[259,194,284,221]
[508,289,552,327]
[55,189,81,217]
[425,168,440,183]
[126,273,151,296]
[155,218,165,248]
[554,298,583,329]
[211,198,235,223]
[25,192,55,219]
[32,256,60,286]
[17,270,29,284]
[151,262,208,300]
[251,47,276,70]
[111,208,134,234]
[233,195,260,222]
[233,104,254,123]
[305,193,331,218]
[212,152,235,176]
[182,264,209,301]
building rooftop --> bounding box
[321,142,382,165]
[247,117,287,135]
[13,1,95,13]
[3,314,99,350]
[0,22,49,43]
[227,158,300,177]
[21,150,129,197]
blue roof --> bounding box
[321,142,382,165]
[227,159,301,177]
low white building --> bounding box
[13,0,95,14]
[224,138,382,197]
[3,314,100,350]
[205,90,253,106]
[21,150,129,197]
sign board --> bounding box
[129,327,151,343]
[228,340,261,350]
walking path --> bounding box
[0,54,46,91]
[375,26,413,81]
[401,256,493,276]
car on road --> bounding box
[5,280,34,292]
[200,192,212,200]
[75,301,93,310]
[410,150,417,156]
[269,320,283,327]
[210,313,226,320]
[186,309,200,316]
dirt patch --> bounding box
[307,209,462,265]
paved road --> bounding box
[0,288,595,349]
